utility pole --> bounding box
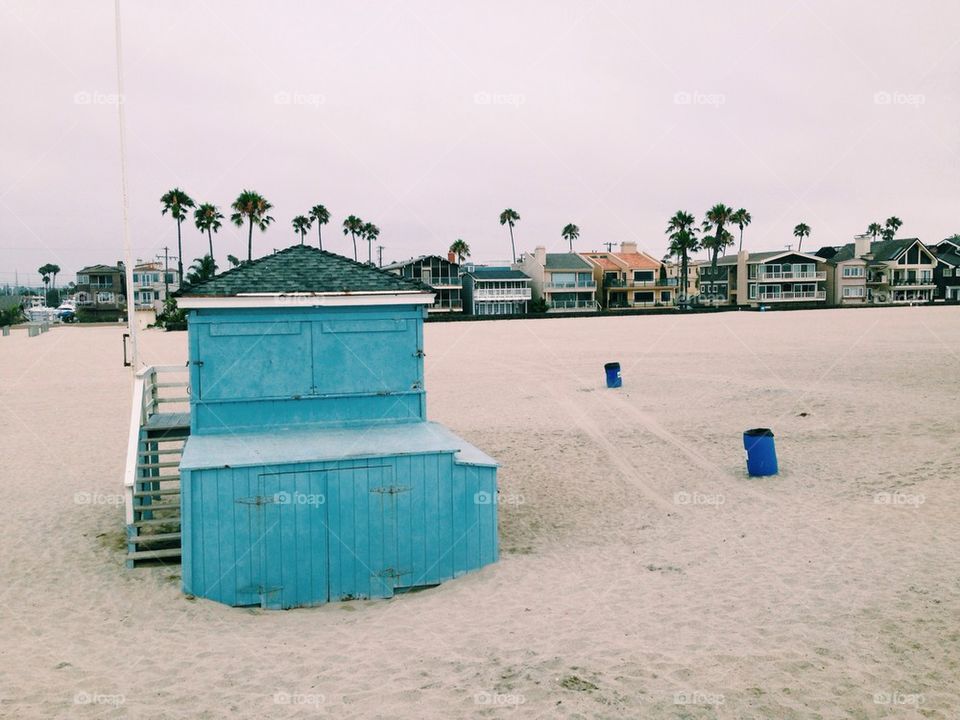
[603,242,615,252]
[377,245,384,268]
[157,246,177,297]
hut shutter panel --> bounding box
[311,319,421,395]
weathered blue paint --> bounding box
[180,300,499,609]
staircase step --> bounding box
[136,474,180,484]
[133,502,180,512]
[137,461,180,469]
[137,447,184,457]
[126,548,182,561]
[133,488,180,498]
[129,531,181,544]
[133,517,181,528]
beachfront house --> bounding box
[460,265,532,315]
[581,242,676,308]
[132,261,179,311]
[933,238,960,301]
[697,250,828,307]
[518,246,597,312]
[382,254,462,312]
[75,263,126,319]
[124,245,498,608]
[816,239,869,306]
[819,237,937,304]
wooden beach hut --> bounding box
[172,246,498,609]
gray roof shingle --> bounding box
[464,267,530,281]
[545,253,592,270]
[177,245,430,296]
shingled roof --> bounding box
[177,245,430,297]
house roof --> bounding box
[78,264,121,274]
[935,248,960,268]
[464,267,530,281]
[381,255,457,271]
[715,250,822,266]
[582,255,621,271]
[176,245,430,297]
[545,253,592,270]
[612,252,659,270]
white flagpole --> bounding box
[114,0,139,370]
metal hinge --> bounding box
[413,349,425,358]
[370,485,411,495]
[188,360,203,367]
[373,568,410,580]
[411,381,423,390]
[236,496,277,506]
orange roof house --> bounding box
[581,242,676,309]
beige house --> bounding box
[517,247,597,312]
[581,243,675,308]
[819,237,937,305]
[697,250,828,307]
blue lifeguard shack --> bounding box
[175,246,498,609]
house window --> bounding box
[660,291,670,302]
[921,270,932,283]
[748,265,757,279]
[78,274,88,284]
[97,292,114,303]
[132,273,139,282]
[749,284,757,300]
[633,270,654,282]
[843,266,865,278]
[843,286,865,298]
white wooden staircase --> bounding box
[124,365,190,567]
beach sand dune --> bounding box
[1,307,957,718]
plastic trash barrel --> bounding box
[743,428,778,476]
[604,362,622,388]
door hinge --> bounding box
[188,360,203,367]
[413,349,425,358]
[411,381,423,390]
[236,495,277,505]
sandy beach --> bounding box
[1,307,958,719]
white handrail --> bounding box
[123,368,150,525]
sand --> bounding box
[1,307,958,719]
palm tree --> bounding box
[230,190,274,262]
[308,204,330,250]
[292,215,312,244]
[561,223,580,252]
[39,267,51,297]
[702,203,735,271]
[499,208,520,262]
[185,255,217,285]
[161,188,195,283]
[342,215,364,261]
[793,223,811,252]
[882,216,902,241]
[362,222,380,264]
[666,211,699,300]
[226,254,241,268]
[193,203,223,259]
[866,222,883,242]
[449,238,471,263]
[731,208,751,253]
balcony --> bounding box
[549,300,597,310]
[758,290,826,301]
[757,271,826,281]
[474,287,532,301]
[428,300,463,312]
[890,277,935,287]
[544,281,597,290]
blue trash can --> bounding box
[743,428,778,476]
[604,362,622,388]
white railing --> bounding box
[758,291,826,301]
[475,287,532,300]
[758,271,826,281]
[544,282,597,289]
[123,365,189,525]
[549,300,599,310]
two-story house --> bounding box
[518,246,597,312]
[132,261,180,311]
[816,238,869,306]
[698,250,828,307]
[460,266,532,315]
[933,238,960,301]
[383,254,462,312]
[817,237,938,304]
[581,242,675,308]
[75,263,126,313]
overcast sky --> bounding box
[1,1,958,283]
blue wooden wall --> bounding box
[181,453,497,609]
[186,305,427,435]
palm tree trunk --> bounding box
[176,219,184,283]
[368,238,372,264]
[681,252,688,302]
[247,218,254,261]
[351,233,357,261]
[317,225,323,251]
[509,225,516,263]
[207,229,214,259]
[738,228,744,253]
